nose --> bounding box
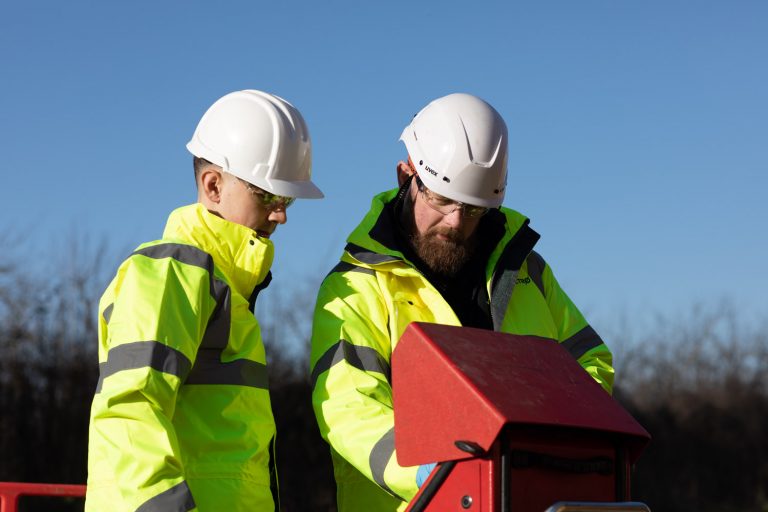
[269,209,287,225]
[441,208,464,229]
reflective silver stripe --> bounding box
[369,427,403,500]
[198,278,231,351]
[310,340,391,388]
[561,325,605,360]
[345,243,400,265]
[133,243,212,271]
[133,243,220,301]
[96,341,192,393]
[490,268,519,332]
[135,481,196,512]
[489,223,540,331]
[327,261,376,278]
[185,349,269,389]
[102,303,114,324]
[526,251,546,297]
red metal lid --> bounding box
[393,323,650,466]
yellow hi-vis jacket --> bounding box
[86,204,277,512]
[310,189,614,512]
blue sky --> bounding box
[2,1,766,340]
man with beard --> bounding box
[310,93,613,512]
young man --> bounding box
[310,93,614,511]
[86,90,322,512]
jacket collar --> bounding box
[162,203,274,298]
[346,189,404,265]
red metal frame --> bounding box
[0,482,86,512]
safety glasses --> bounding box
[239,178,296,212]
[414,175,489,218]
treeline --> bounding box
[1,242,766,511]
[611,306,768,512]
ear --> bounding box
[397,159,415,187]
[198,166,224,204]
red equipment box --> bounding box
[392,323,650,512]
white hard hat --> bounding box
[400,93,508,208]
[187,90,323,199]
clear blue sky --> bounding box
[2,1,766,336]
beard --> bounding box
[409,225,475,277]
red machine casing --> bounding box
[392,323,650,512]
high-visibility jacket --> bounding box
[310,189,614,512]
[86,203,277,512]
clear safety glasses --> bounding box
[414,175,489,218]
